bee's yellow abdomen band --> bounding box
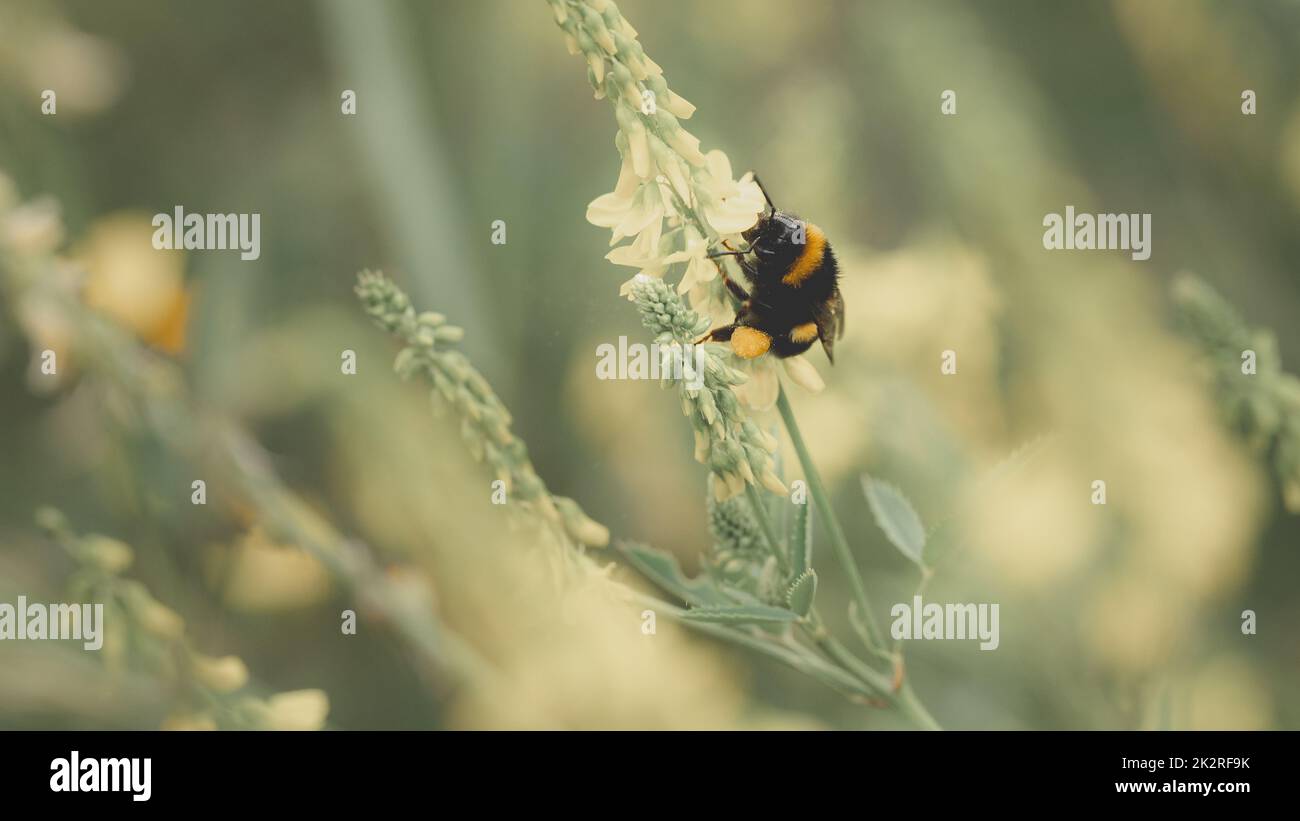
[790,322,819,344]
[782,223,825,287]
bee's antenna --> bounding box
[751,173,777,215]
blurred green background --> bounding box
[1,0,1298,729]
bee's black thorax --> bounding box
[701,187,846,364]
[736,213,840,355]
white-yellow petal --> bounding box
[665,90,696,119]
[704,198,764,235]
[693,429,710,462]
[630,214,663,259]
[586,190,634,228]
[678,252,712,295]
[737,361,779,411]
[613,153,640,197]
[628,126,651,177]
[782,355,826,393]
[725,470,746,496]
[612,186,663,241]
[606,243,652,267]
[656,149,692,204]
[666,128,706,167]
[587,53,605,84]
[712,474,731,501]
[761,468,789,496]
[705,150,735,186]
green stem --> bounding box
[319,0,503,376]
[744,483,788,574]
[776,385,885,652]
[894,680,941,731]
[633,594,874,701]
[816,631,940,730]
[808,624,891,696]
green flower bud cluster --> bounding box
[704,477,766,592]
[36,507,324,730]
[629,275,787,501]
[356,270,609,547]
[1172,275,1300,511]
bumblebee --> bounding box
[700,176,845,363]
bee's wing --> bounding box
[814,286,845,364]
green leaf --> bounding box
[617,541,735,607]
[789,501,811,576]
[784,569,817,617]
[861,475,926,566]
[681,604,801,626]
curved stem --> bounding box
[817,630,940,730]
[893,681,941,731]
[776,385,884,652]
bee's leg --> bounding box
[696,323,736,345]
[720,239,756,255]
[697,322,772,360]
[706,250,754,304]
[720,271,751,304]
[735,255,759,279]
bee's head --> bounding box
[743,211,804,259]
[740,175,803,259]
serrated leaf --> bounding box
[789,501,811,576]
[617,541,734,607]
[862,475,926,566]
[715,583,765,607]
[784,569,817,617]
[681,604,800,626]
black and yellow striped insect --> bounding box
[700,176,845,363]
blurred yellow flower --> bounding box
[161,712,217,731]
[205,526,332,613]
[1082,576,1182,673]
[17,288,77,392]
[190,654,250,694]
[82,535,134,574]
[2,196,64,255]
[451,577,747,729]
[1185,655,1274,730]
[260,689,330,731]
[125,591,185,641]
[75,212,192,355]
[962,456,1098,588]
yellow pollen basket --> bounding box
[730,326,772,359]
